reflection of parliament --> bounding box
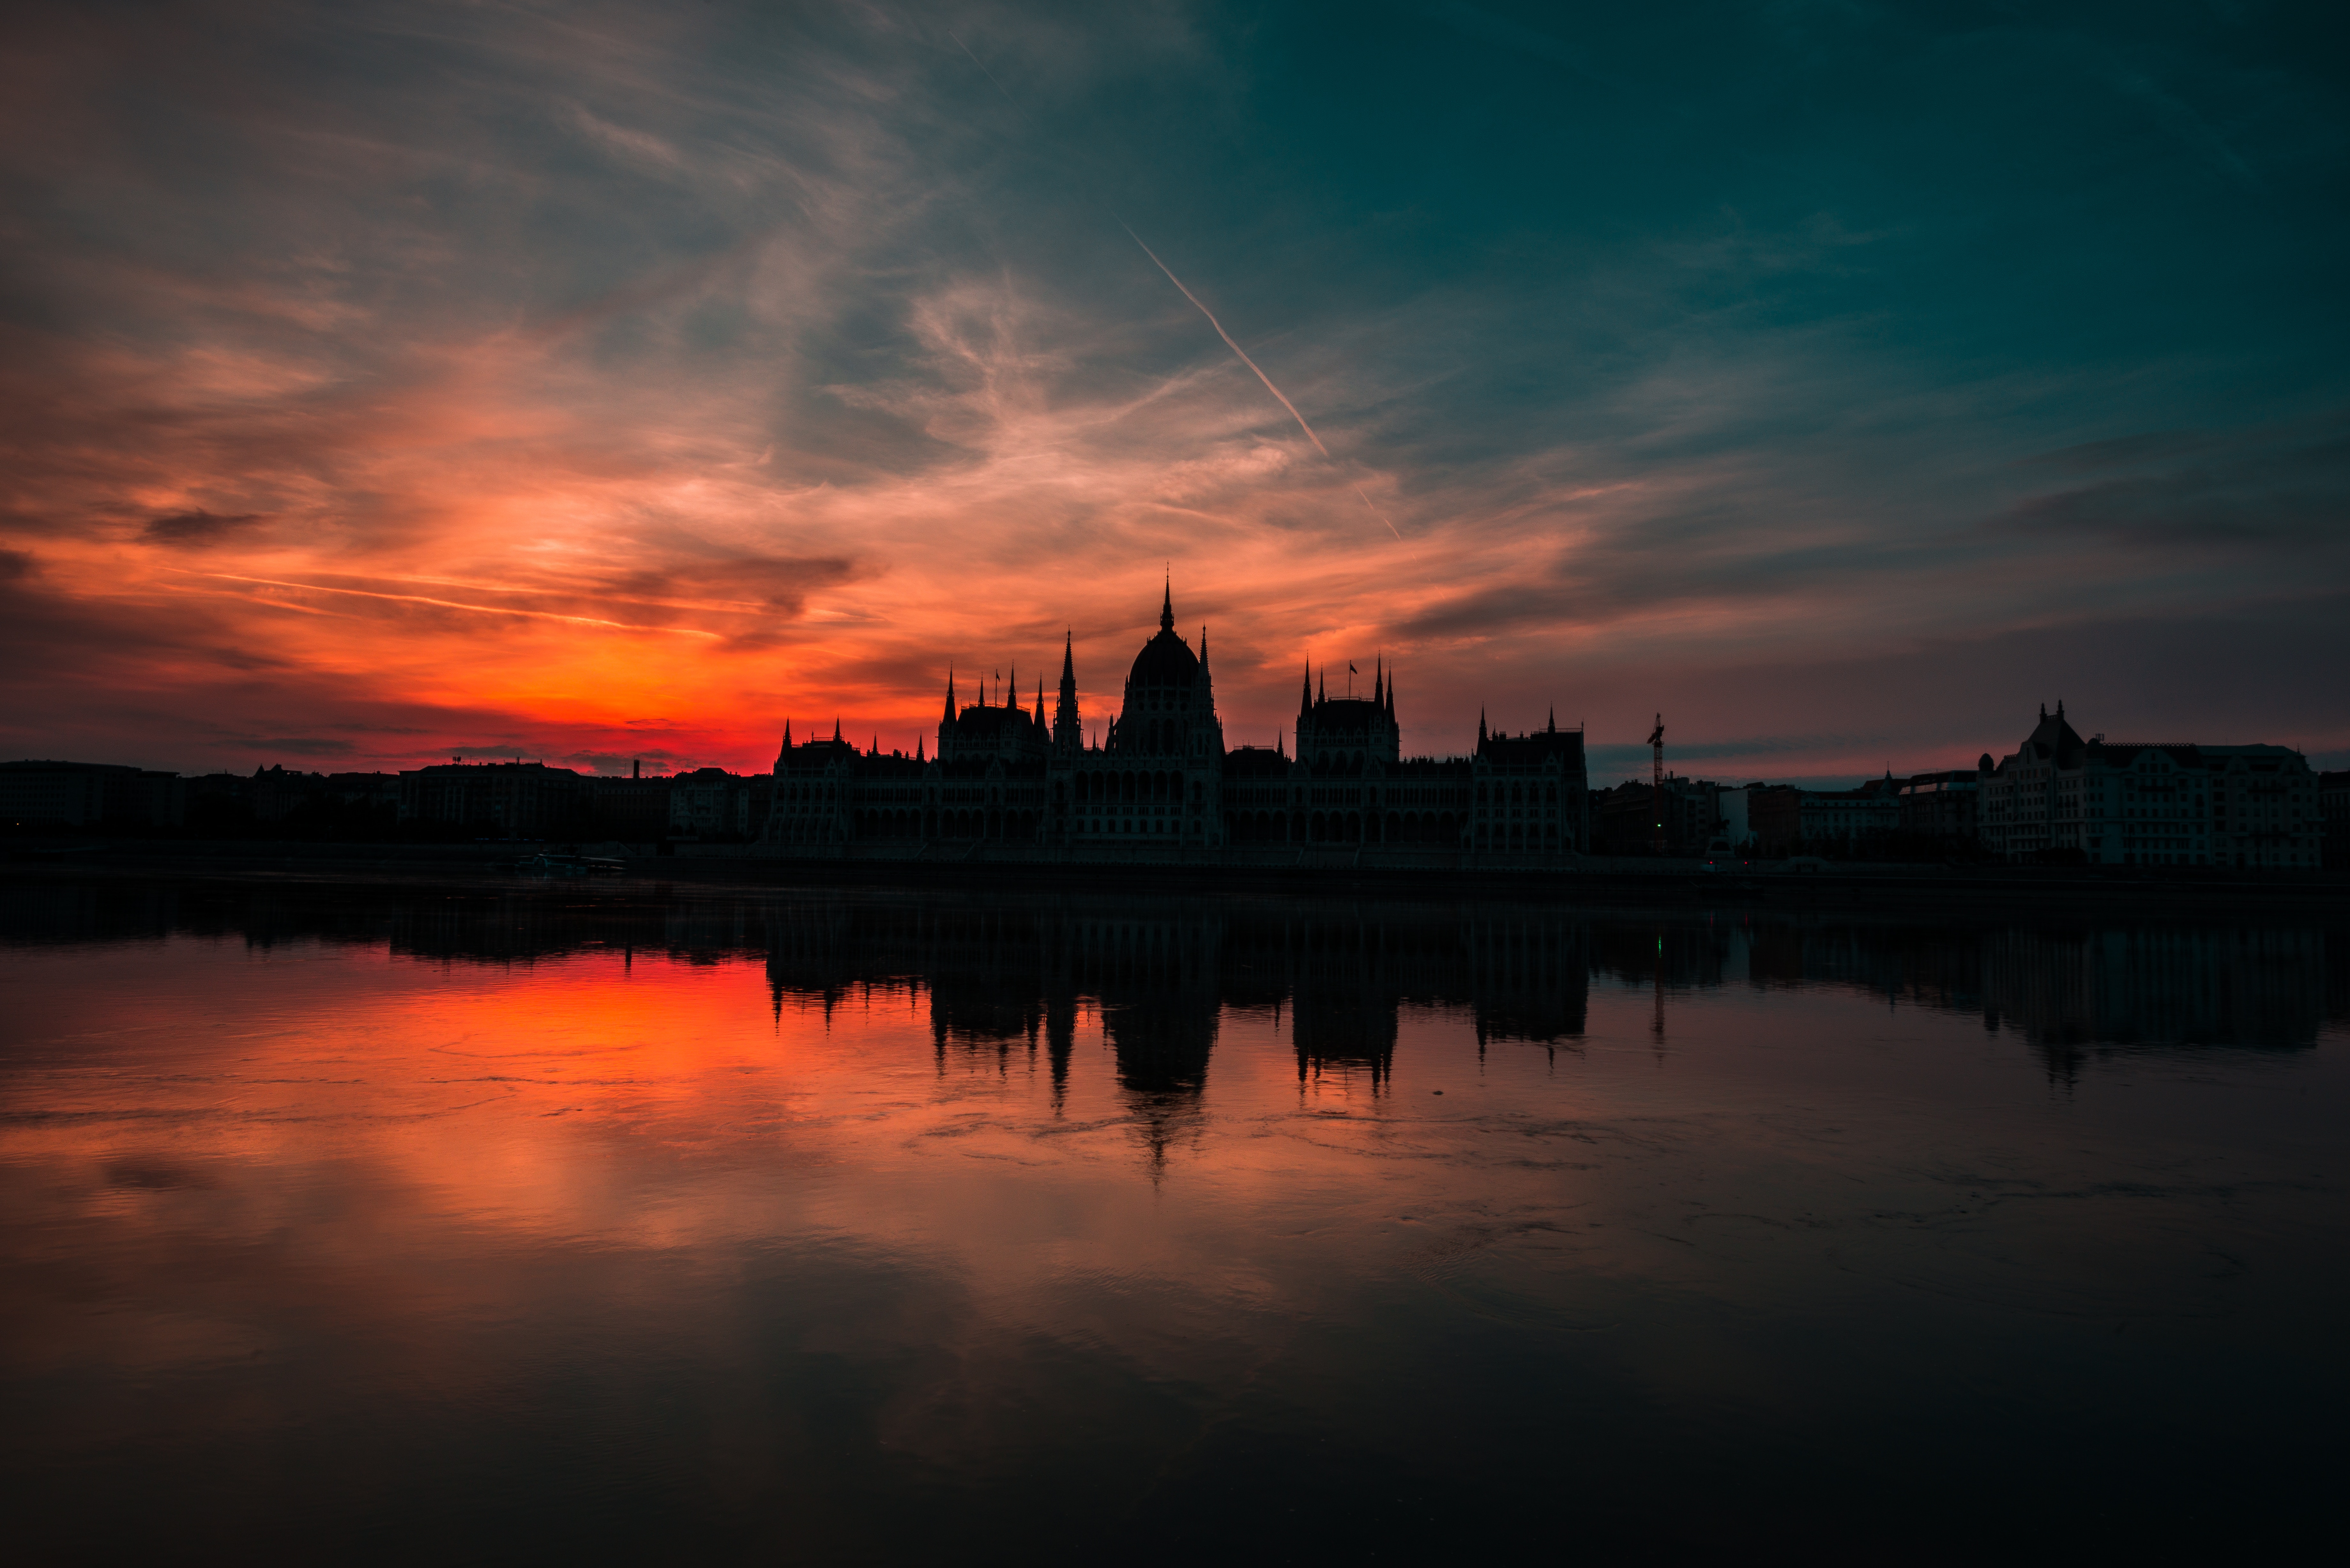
[764,586,1588,857]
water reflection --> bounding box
[11,876,2339,1089]
[3,873,2346,1559]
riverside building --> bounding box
[1976,705,2322,869]
[760,586,1589,858]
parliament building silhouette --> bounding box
[763,585,1588,858]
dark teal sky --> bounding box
[2,2,2345,778]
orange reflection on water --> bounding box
[6,914,2348,1562]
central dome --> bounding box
[1128,628,1199,688]
[1127,584,1199,688]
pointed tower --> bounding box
[1054,631,1082,755]
[1373,658,1383,708]
[1034,676,1045,731]
[1192,625,1221,763]
[832,716,843,743]
[1478,709,1488,747]
[1161,574,1174,634]
[1300,663,1312,717]
[943,668,956,722]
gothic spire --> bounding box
[833,716,843,743]
[1478,708,1487,746]
[1053,630,1076,752]
[915,735,924,762]
[1373,657,1382,708]
[1055,630,1082,754]
[1035,677,1045,728]
[944,667,956,723]
[1547,706,1556,733]
[1300,662,1312,715]
[1160,574,1173,633]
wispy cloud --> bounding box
[0,3,2343,777]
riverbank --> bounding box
[5,835,2346,915]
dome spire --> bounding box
[1160,573,1174,633]
[1055,630,1081,755]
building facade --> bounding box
[0,760,185,829]
[761,588,1589,856]
[1749,778,1904,854]
[397,761,590,836]
[2323,770,2350,872]
[668,767,773,840]
[1592,774,1727,855]
[587,774,674,837]
[1898,769,1980,843]
[1977,705,2322,868]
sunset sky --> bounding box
[4,2,2345,785]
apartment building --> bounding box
[1979,705,2321,868]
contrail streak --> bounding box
[947,31,1020,109]
[1122,224,1330,459]
[1123,225,1401,539]
[176,572,723,637]
[1352,483,1404,541]
[942,38,1401,541]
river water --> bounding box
[3,874,2344,1560]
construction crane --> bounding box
[1648,713,1666,854]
